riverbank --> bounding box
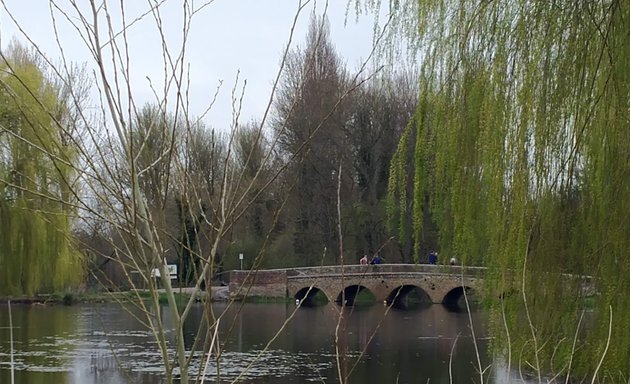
[1,286,230,305]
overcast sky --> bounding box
[0,1,385,130]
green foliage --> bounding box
[62,293,74,306]
[386,124,411,255]
[0,43,84,296]
[352,288,376,306]
[378,0,630,379]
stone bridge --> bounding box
[228,264,486,309]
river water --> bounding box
[0,301,523,383]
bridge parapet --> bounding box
[285,264,486,278]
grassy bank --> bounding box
[1,289,205,306]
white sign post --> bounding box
[239,253,244,270]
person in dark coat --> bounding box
[428,251,438,265]
[370,254,383,265]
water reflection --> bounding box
[1,301,503,383]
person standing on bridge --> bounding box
[370,254,383,265]
[360,255,368,265]
[428,251,438,265]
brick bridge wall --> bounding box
[229,264,485,304]
[228,269,288,298]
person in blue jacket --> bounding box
[370,254,383,265]
[428,251,438,265]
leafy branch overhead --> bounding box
[378,0,630,378]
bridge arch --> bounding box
[386,285,432,309]
[294,286,329,307]
[336,285,376,306]
[232,265,489,309]
[442,286,477,311]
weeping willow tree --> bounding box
[0,42,83,296]
[376,0,630,380]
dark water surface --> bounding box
[0,301,521,383]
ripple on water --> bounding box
[2,330,346,382]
